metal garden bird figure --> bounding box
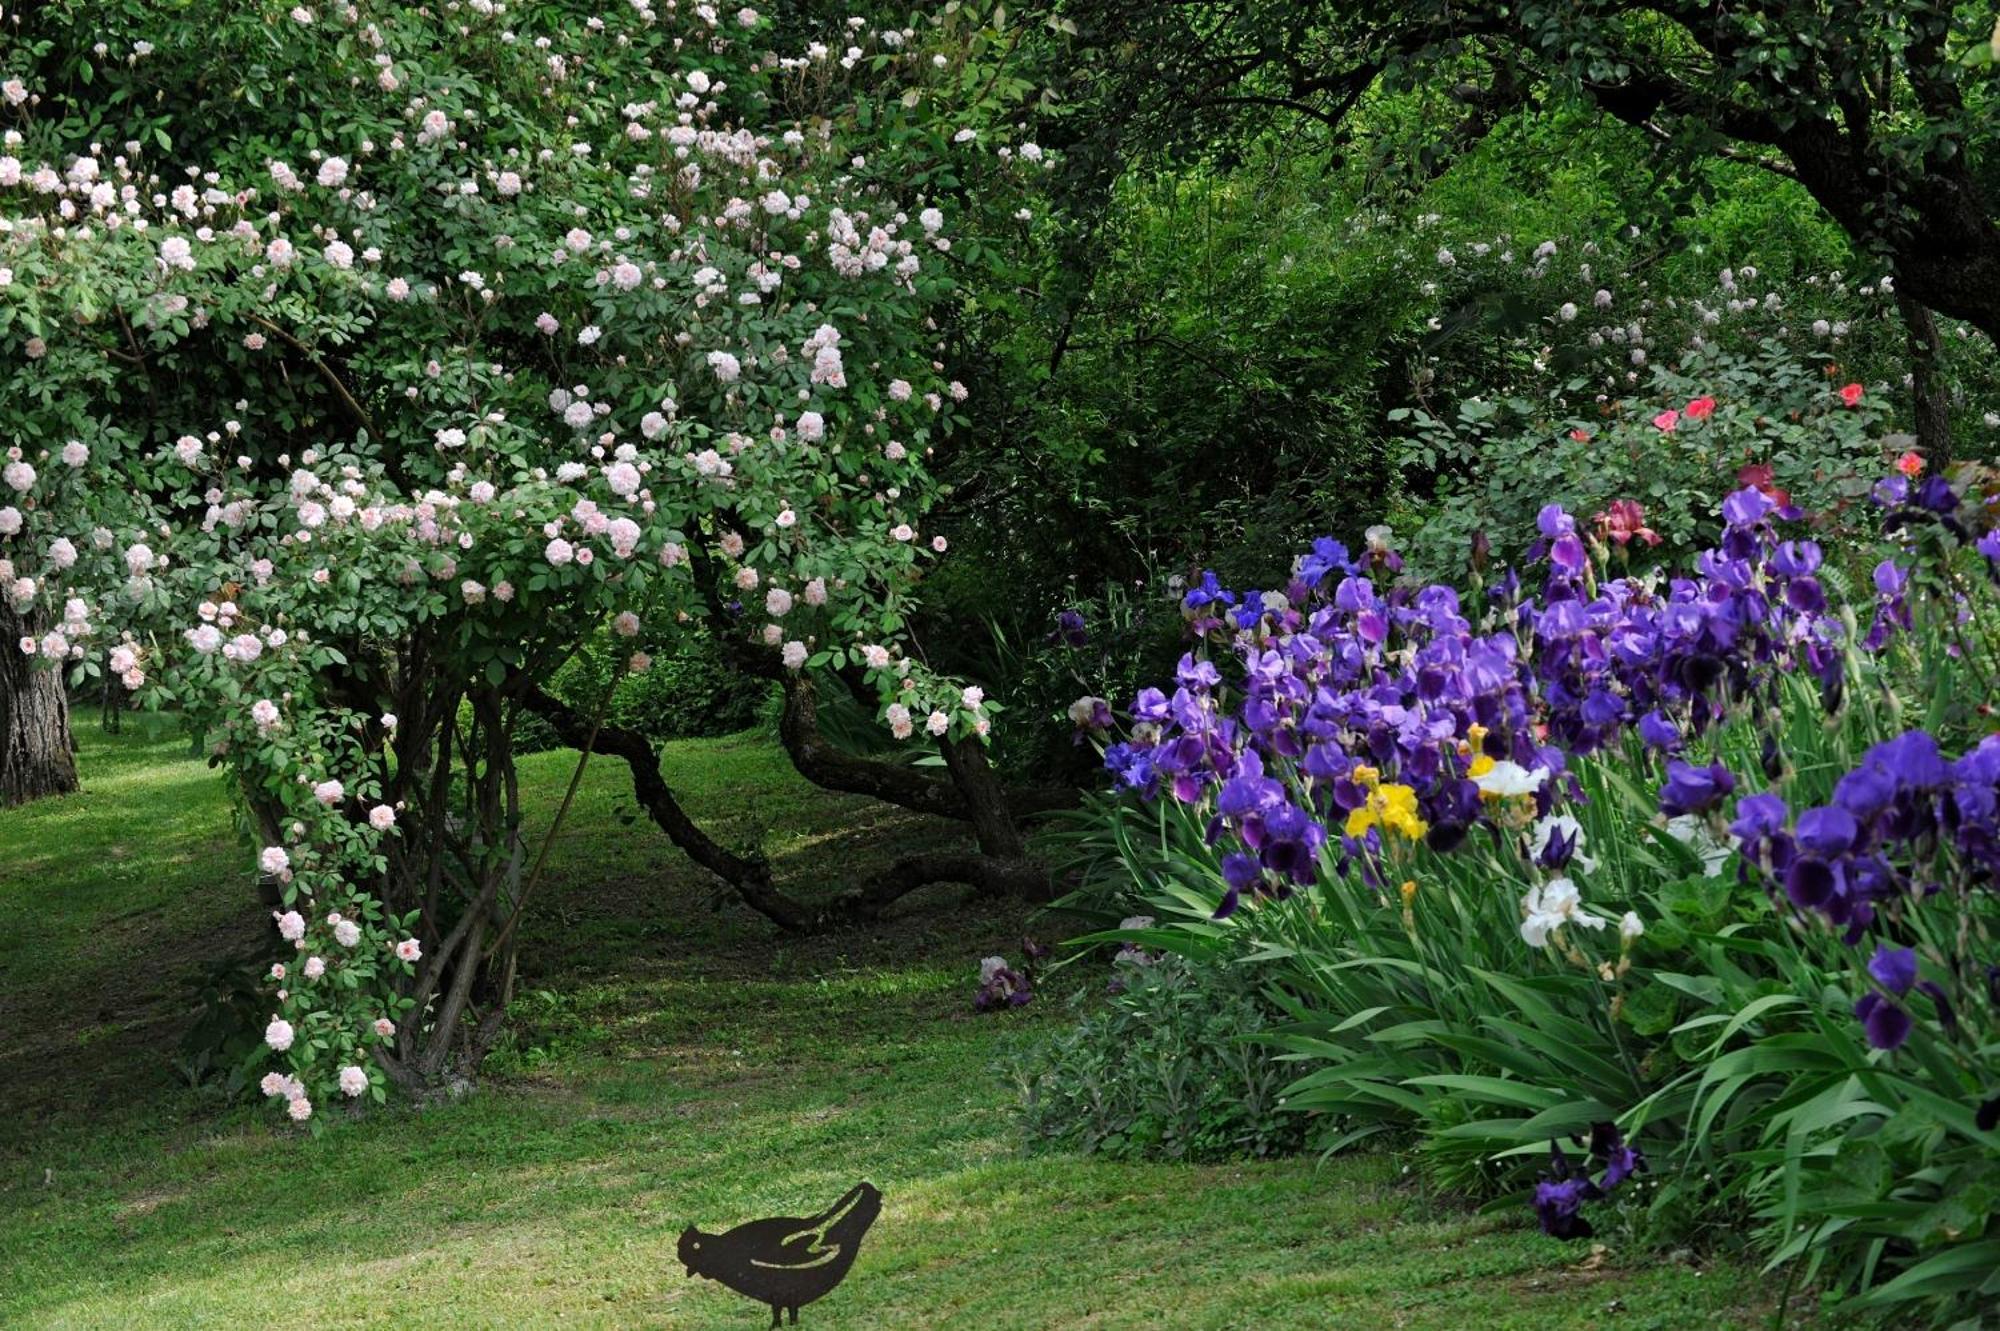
[679,1181,882,1327]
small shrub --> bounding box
[1009,955,1312,1162]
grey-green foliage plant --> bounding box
[1009,953,1313,1162]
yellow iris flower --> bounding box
[1345,780,1428,841]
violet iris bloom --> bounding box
[1660,759,1735,817]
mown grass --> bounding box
[0,725,1780,1328]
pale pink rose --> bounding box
[286,1095,313,1122]
[612,611,641,638]
[312,779,344,806]
[334,919,362,948]
[275,909,305,941]
[303,956,326,980]
[373,1017,396,1039]
[395,938,422,962]
[368,805,396,830]
[338,1065,368,1097]
[265,1017,295,1051]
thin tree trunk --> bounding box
[1897,294,1952,469]
[0,605,80,807]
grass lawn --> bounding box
[0,725,1782,1329]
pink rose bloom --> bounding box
[303,956,326,980]
[259,1071,292,1098]
[368,805,396,830]
[765,588,793,617]
[395,938,422,962]
[629,652,652,674]
[265,1017,295,1051]
[313,779,344,806]
[373,1017,396,1039]
[1652,409,1679,432]
[545,537,575,566]
[270,963,287,980]
[338,1065,368,1097]
[613,611,641,638]
[334,919,362,947]
[781,640,808,670]
[804,578,827,606]
[276,909,305,941]
[262,846,292,877]
[287,1095,313,1122]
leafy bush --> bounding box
[1010,953,1312,1162]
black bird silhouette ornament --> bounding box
[680,1181,882,1327]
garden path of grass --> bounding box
[0,725,1777,1328]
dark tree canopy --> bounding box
[1053,1,2000,338]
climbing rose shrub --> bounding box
[0,0,1048,1120]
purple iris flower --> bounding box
[1103,743,1155,792]
[1259,801,1326,884]
[1854,993,1913,1050]
[1867,944,1917,996]
[1589,1122,1646,1188]
[1875,731,1948,789]
[1794,806,1858,857]
[1638,710,1682,752]
[1533,1177,1596,1240]
[1731,791,1789,843]
[1833,763,1897,822]
[1659,759,1735,817]
[1916,476,1960,513]
[1296,537,1353,586]
[1216,751,1283,820]
[1181,570,1235,613]
[1785,856,1838,911]
[1721,486,1775,528]
[1213,852,1263,919]
[1768,540,1822,576]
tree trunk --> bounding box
[0,605,79,807]
[1897,294,1952,470]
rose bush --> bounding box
[1,0,1049,1119]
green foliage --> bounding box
[514,627,772,754]
[1010,954,1313,1162]
[1393,332,1892,580]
